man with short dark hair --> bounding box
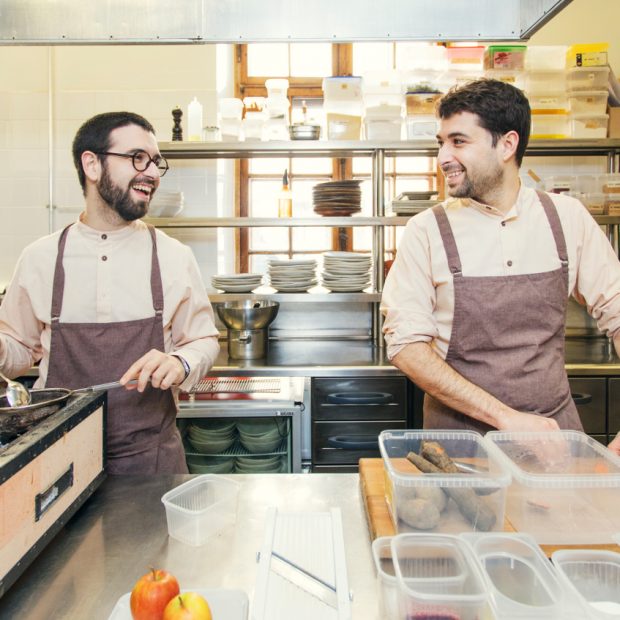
[0,111,220,473]
[382,79,620,441]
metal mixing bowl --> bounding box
[216,300,280,330]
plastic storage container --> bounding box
[219,97,244,120]
[462,532,567,619]
[485,45,526,70]
[391,533,493,620]
[525,45,568,71]
[161,475,240,546]
[566,43,609,68]
[484,69,525,89]
[379,430,510,534]
[528,94,569,114]
[524,70,567,95]
[264,78,289,99]
[568,90,609,115]
[372,536,400,620]
[446,45,485,69]
[322,76,364,115]
[570,113,609,139]
[552,549,620,619]
[405,91,443,115]
[530,112,569,139]
[567,66,611,91]
[405,115,438,140]
[326,112,361,140]
[483,430,620,544]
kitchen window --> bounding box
[236,42,438,273]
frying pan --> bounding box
[0,381,133,441]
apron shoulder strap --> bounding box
[535,190,569,265]
[432,204,463,276]
[51,224,74,321]
[146,224,164,315]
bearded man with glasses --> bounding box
[0,111,220,474]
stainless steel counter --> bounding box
[209,338,620,377]
[0,474,381,620]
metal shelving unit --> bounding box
[157,139,620,345]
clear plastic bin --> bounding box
[326,112,361,140]
[484,69,525,89]
[485,45,526,70]
[322,76,363,114]
[372,536,400,620]
[391,533,492,620]
[483,430,620,544]
[161,475,240,546]
[566,43,609,68]
[462,532,566,619]
[405,91,443,115]
[543,174,580,194]
[405,115,438,140]
[525,45,568,71]
[265,78,289,98]
[552,550,620,619]
[219,97,244,120]
[529,94,569,114]
[365,118,402,141]
[446,45,485,69]
[567,66,611,91]
[570,113,608,139]
[530,112,569,139]
[568,90,609,115]
[379,430,510,534]
[524,70,567,95]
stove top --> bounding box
[179,376,305,404]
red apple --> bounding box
[130,568,180,620]
[163,592,212,620]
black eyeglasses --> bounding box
[95,149,169,176]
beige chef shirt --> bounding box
[0,217,220,390]
[381,184,620,361]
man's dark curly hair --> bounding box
[437,79,531,166]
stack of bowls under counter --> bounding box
[321,251,372,292]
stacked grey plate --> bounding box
[186,454,235,474]
[235,454,285,473]
[268,259,317,293]
[321,251,372,292]
[211,273,263,293]
[187,419,237,455]
[237,418,284,453]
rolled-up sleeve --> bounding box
[571,203,620,339]
[381,216,439,360]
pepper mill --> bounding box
[172,106,183,141]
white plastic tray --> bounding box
[108,588,249,619]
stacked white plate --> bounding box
[211,273,263,293]
[322,251,372,292]
[268,259,317,293]
[237,418,285,453]
[187,419,237,455]
[234,454,286,473]
[148,190,184,217]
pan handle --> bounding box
[327,435,379,450]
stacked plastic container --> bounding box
[219,97,244,141]
[484,44,527,92]
[566,45,610,139]
[361,70,403,140]
[524,45,571,139]
[264,78,290,141]
[322,76,363,140]
[242,96,268,141]
[542,172,620,215]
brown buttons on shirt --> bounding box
[101,234,107,240]
[507,260,513,267]
[501,221,506,227]
[102,256,108,262]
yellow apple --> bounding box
[162,592,212,620]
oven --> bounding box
[177,377,306,474]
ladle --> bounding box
[0,370,32,407]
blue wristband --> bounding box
[172,354,190,381]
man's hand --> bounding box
[497,410,561,433]
[119,349,186,392]
[609,432,620,456]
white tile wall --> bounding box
[0,44,230,290]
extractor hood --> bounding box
[0,0,572,44]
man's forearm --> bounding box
[392,341,519,429]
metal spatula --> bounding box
[0,370,31,406]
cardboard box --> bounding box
[608,107,620,138]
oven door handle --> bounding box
[326,392,392,405]
[327,435,379,450]
[571,392,592,406]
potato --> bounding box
[415,486,448,513]
[399,498,440,530]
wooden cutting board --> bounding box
[358,458,620,557]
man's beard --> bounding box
[97,167,151,222]
[445,163,504,202]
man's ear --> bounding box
[81,151,101,182]
[500,130,519,162]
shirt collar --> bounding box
[76,213,145,240]
[452,181,526,221]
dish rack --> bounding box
[389,191,440,215]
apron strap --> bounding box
[535,190,569,266]
[146,224,164,316]
[432,204,463,276]
[51,223,164,321]
[51,224,74,322]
